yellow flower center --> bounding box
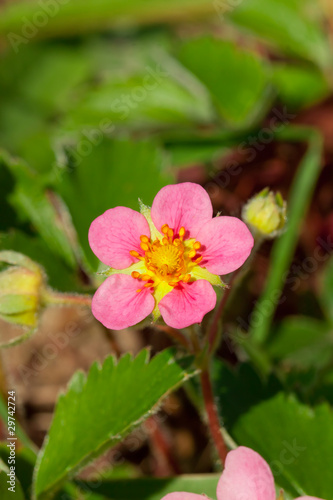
[130,224,202,291]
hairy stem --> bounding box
[43,290,92,308]
[200,368,228,465]
[155,325,191,350]
[207,271,239,354]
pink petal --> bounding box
[88,207,150,268]
[159,280,216,329]
[196,216,254,275]
[217,447,276,500]
[161,495,209,500]
[92,274,154,330]
[151,183,213,238]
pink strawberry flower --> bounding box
[88,183,253,330]
[161,447,324,500]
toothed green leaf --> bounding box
[33,348,196,499]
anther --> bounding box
[167,228,174,240]
[130,250,141,258]
[193,242,201,250]
[169,281,178,287]
[140,235,150,243]
[131,271,140,279]
[141,274,152,281]
[195,256,203,264]
[179,227,185,240]
[140,243,149,251]
[183,274,191,282]
[188,250,196,259]
[161,224,169,234]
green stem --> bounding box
[43,289,92,308]
[207,271,239,355]
[249,128,323,346]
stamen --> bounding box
[130,224,203,289]
[144,282,154,288]
[179,227,185,240]
[188,250,196,259]
[167,228,174,240]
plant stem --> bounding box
[43,290,92,308]
[207,271,239,354]
[155,325,191,350]
[200,368,228,465]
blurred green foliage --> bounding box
[0,0,333,498]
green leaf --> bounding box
[272,63,330,111]
[212,359,282,430]
[0,445,36,500]
[64,47,213,131]
[0,150,78,269]
[0,457,25,500]
[0,231,84,292]
[249,128,323,346]
[319,257,333,325]
[228,0,330,68]
[78,475,219,500]
[166,144,229,169]
[33,349,196,499]
[267,316,333,369]
[0,0,217,40]
[177,37,270,126]
[231,393,333,498]
[55,137,172,270]
[0,157,23,232]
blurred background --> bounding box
[1,0,333,489]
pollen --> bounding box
[129,225,203,289]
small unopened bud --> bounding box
[0,251,44,328]
[242,188,287,239]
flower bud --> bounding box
[242,188,287,239]
[0,251,44,328]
